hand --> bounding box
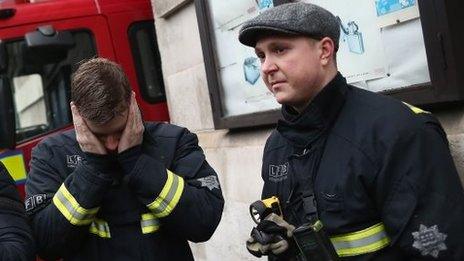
[261,213,295,238]
[71,102,107,154]
[246,213,295,257]
[261,213,295,255]
[118,92,144,153]
[246,227,289,257]
[246,234,271,257]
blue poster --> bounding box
[257,0,273,11]
[375,0,416,16]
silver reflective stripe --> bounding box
[330,222,391,257]
[331,230,388,250]
[141,218,160,228]
[55,191,94,221]
[52,184,98,225]
[141,213,160,234]
[147,170,184,218]
[89,219,111,238]
[151,174,180,215]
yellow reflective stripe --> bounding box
[52,184,99,225]
[331,222,386,241]
[147,170,184,218]
[141,213,160,234]
[0,150,27,183]
[335,236,390,257]
[89,219,111,238]
[330,223,391,257]
[403,102,429,114]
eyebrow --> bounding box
[255,39,291,51]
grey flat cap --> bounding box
[239,2,340,50]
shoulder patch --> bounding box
[412,224,447,258]
[197,175,220,191]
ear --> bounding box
[319,37,335,66]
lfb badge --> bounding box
[66,155,83,168]
[412,224,447,258]
[269,162,289,182]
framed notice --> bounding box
[375,0,420,28]
[195,0,464,129]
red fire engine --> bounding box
[0,0,169,199]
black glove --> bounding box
[246,213,295,257]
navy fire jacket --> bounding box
[0,161,35,261]
[262,73,464,260]
[26,122,224,260]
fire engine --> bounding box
[0,0,169,199]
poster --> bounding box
[210,0,256,31]
[375,0,420,28]
[306,0,388,83]
[210,0,274,32]
[204,0,428,118]
[208,0,280,117]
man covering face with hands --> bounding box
[70,93,143,155]
[25,58,224,261]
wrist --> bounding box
[84,152,114,174]
[117,145,142,174]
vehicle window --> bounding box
[1,30,96,142]
[129,21,165,103]
[12,74,48,136]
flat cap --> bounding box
[239,2,340,50]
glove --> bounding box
[246,230,271,258]
[260,213,295,255]
[246,235,290,257]
[258,213,295,238]
[246,213,296,257]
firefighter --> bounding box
[25,58,224,260]
[238,2,464,260]
[0,161,35,261]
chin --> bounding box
[107,149,118,155]
[274,95,289,105]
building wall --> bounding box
[151,1,464,260]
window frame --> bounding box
[128,21,166,104]
[195,0,464,129]
[2,29,97,143]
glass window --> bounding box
[1,30,96,142]
[129,21,166,103]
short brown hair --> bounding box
[71,58,131,124]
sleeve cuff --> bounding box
[127,154,184,218]
[52,183,99,226]
[146,170,184,218]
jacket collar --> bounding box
[276,72,348,148]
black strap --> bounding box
[299,134,329,223]
[301,191,318,222]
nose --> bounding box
[261,56,278,75]
[103,135,119,152]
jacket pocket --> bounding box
[319,191,344,213]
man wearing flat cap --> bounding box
[239,2,464,260]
